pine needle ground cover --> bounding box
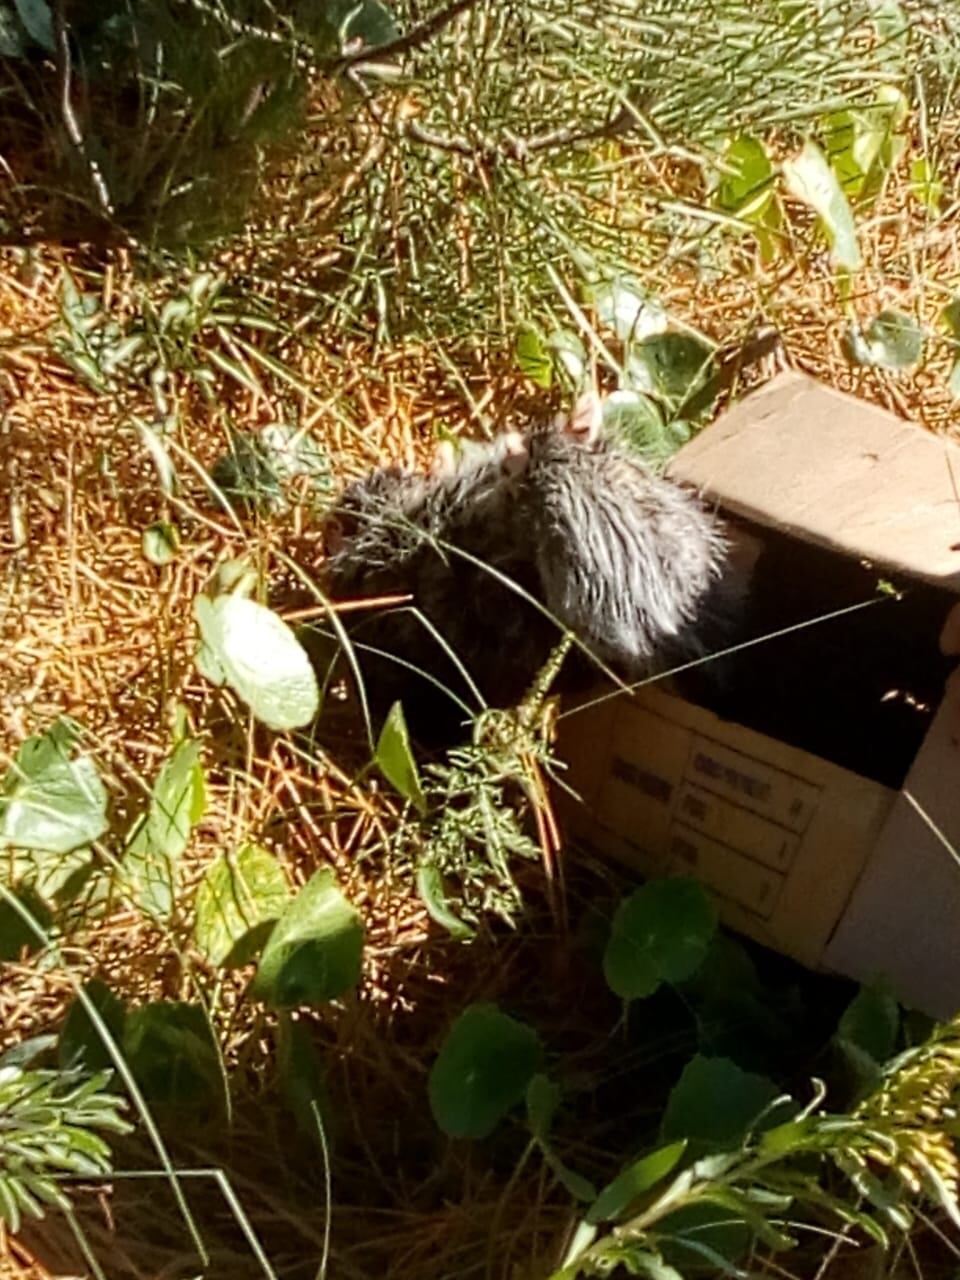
[3,3,960,1278]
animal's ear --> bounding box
[431,440,457,477]
[562,390,603,443]
[500,431,529,476]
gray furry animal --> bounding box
[316,394,737,743]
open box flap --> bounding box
[667,371,960,592]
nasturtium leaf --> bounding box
[124,739,205,919]
[429,1003,542,1139]
[252,867,364,1007]
[375,702,426,814]
[661,1055,784,1153]
[416,862,474,940]
[193,593,320,731]
[515,328,553,389]
[837,984,900,1064]
[783,139,862,271]
[603,878,717,1001]
[525,1074,596,1201]
[624,334,716,417]
[591,277,667,343]
[122,1001,223,1111]
[142,521,180,566]
[59,980,127,1074]
[823,86,907,202]
[0,718,107,856]
[259,423,332,489]
[586,1140,688,1224]
[845,310,923,370]
[195,844,290,968]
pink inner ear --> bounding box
[500,431,529,475]
[431,441,457,476]
[564,391,602,443]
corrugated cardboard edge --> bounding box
[666,370,960,592]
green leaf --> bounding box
[0,718,108,856]
[13,0,53,51]
[58,980,127,1074]
[526,1074,596,1201]
[661,1056,783,1153]
[277,1016,331,1145]
[375,702,426,814]
[429,1003,542,1139]
[658,1200,753,1273]
[416,862,474,940]
[845,310,923,370]
[142,522,180,566]
[194,593,320,732]
[822,86,907,203]
[942,298,960,339]
[587,1140,688,1225]
[195,844,290,968]
[711,135,775,220]
[0,886,50,960]
[259,424,332,490]
[122,1001,223,1111]
[591,277,667,343]
[516,328,553,388]
[252,867,364,1007]
[548,330,587,384]
[909,156,943,214]
[837,984,900,1064]
[124,739,205,919]
[783,138,862,271]
[950,359,960,401]
[623,334,716,419]
[603,878,717,1001]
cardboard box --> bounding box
[558,372,960,1018]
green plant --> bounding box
[0,1055,130,1233]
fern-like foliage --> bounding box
[0,1059,131,1233]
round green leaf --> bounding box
[661,1055,782,1153]
[122,1001,223,1111]
[195,844,290,968]
[0,719,108,855]
[592,277,667,342]
[428,1003,542,1139]
[837,984,900,1064]
[845,310,923,370]
[59,980,127,1074]
[603,878,718,1001]
[624,334,716,417]
[711,135,775,219]
[142,521,180,565]
[252,867,364,1007]
[193,593,320,731]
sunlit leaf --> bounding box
[909,156,943,214]
[416,862,474,940]
[142,522,180,566]
[195,844,290,968]
[591,277,667,343]
[845,310,923,370]
[375,702,426,815]
[124,739,205,919]
[587,1140,688,1224]
[783,139,862,271]
[0,719,107,856]
[194,593,320,731]
[623,334,716,418]
[253,867,364,1007]
[516,328,553,388]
